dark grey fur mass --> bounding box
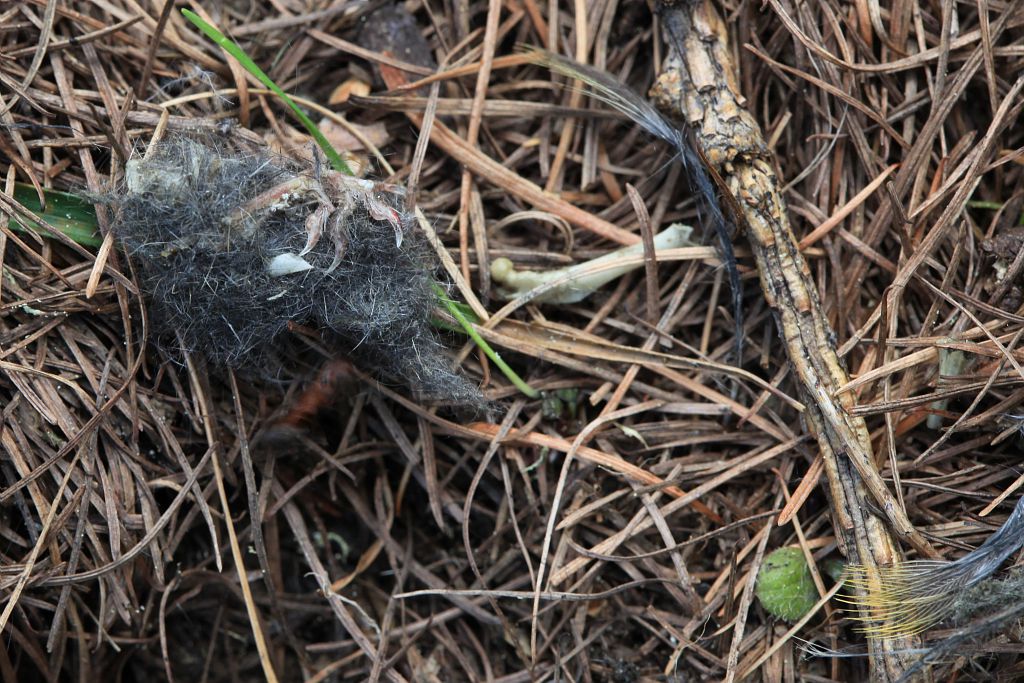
[110,136,482,406]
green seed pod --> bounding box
[756,547,818,622]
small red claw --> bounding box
[301,204,329,256]
[325,210,349,274]
[366,197,405,247]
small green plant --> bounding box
[541,388,579,420]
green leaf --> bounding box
[180,8,353,175]
[10,184,101,247]
[433,283,539,399]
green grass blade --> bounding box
[433,284,539,398]
[10,184,101,247]
[432,299,480,332]
[180,8,353,175]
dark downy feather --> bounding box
[529,50,744,364]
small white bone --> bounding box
[491,223,694,304]
[267,252,314,277]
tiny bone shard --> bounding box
[112,135,483,407]
[491,223,695,304]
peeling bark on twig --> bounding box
[649,1,934,679]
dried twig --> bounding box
[648,1,931,679]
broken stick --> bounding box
[649,1,933,680]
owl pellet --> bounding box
[110,135,483,406]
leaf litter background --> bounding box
[2,0,1024,681]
